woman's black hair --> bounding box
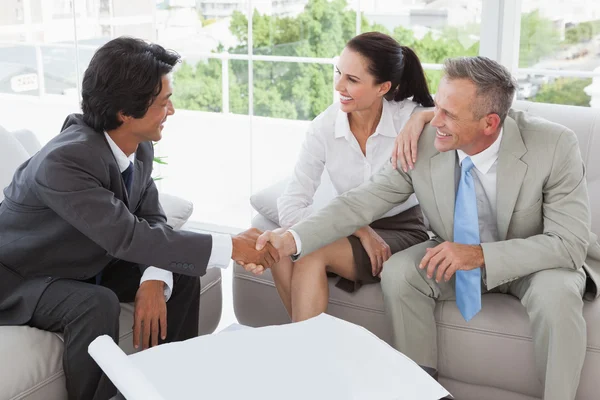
[81,36,181,132]
[346,32,434,107]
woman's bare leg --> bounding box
[291,237,357,322]
[270,256,294,318]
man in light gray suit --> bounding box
[255,57,600,400]
[0,37,278,400]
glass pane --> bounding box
[519,1,600,107]
[0,0,80,143]
[520,76,593,107]
[359,1,481,92]
[520,1,600,69]
[160,58,252,228]
[247,0,356,58]
[252,60,332,120]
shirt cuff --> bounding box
[207,233,232,269]
[140,267,173,302]
[288,229,302,256]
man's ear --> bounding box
[117,111,131,125]
[483,113,502,136]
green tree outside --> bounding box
[532,78,592,107]
[172,2,589,120]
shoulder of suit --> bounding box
[136,141,155,162]
[507,108,574,148]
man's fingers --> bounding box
[151,316,160,348]
[256,231,271,251]
[133,315,141,349]
[160,310,167,340]
[444,263,457,282]
[435,258,452,283]
[267,243,281,264]
[419,245,443,270]
[252,265,265,275]
[263,250,275,268]
[243,263,257,272]
[426,252,445,280]
[142,317,151,350]
[419,247,434,270]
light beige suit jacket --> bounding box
[291,109,600,298]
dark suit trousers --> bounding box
[27,261,200,400]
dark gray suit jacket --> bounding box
[0,114,213,325]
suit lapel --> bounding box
[496,117,528,240]
[431,150,457,241]
[128,158,144,211]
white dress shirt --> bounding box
[280,99,421,253]
[456,129,503,243]
[104,133,232,302]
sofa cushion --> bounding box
[250,179,289,225]
[158,192,194,230]
[0,267,223,400]
[250,171,337,226]
[0,326,67,400]
[435,294,600,400]
[0,126,31,203]
[11,129,43,157]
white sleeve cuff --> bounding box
[288,229,302,256]
[140,267,173,302]
[207,233,233,269]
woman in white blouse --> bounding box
[273,32,433,322]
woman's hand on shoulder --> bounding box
[391,109,434,172]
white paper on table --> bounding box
[89,314,451,400]
[88,335,165,400]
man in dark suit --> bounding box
[0,37,278,400]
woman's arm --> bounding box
[391,108,434,172]
[277,125,327,229]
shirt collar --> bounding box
[104,131,135,173]
[334,98,397,140]
[457,128,503,175]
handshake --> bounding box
[231,228,298,275]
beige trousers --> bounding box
[380,240,587,400]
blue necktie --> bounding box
[95,162,134,285]
[122,162,134,196]
[453,157,481,321]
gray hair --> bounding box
[443,56,517,123]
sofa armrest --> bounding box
[158,192,194,230]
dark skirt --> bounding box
[331,205,429,293]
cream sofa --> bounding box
[0,126,223,400]
[233,100,600,400]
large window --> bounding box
[517,0,600,106]
[1,0,599,230]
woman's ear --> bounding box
[378,81,392,98]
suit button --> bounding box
[189,264,195,270]
[177,263,183,268]
[170,262,176,268]
[182,263,189,269]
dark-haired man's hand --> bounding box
[232,228,280,272]
[133,280,167,350]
